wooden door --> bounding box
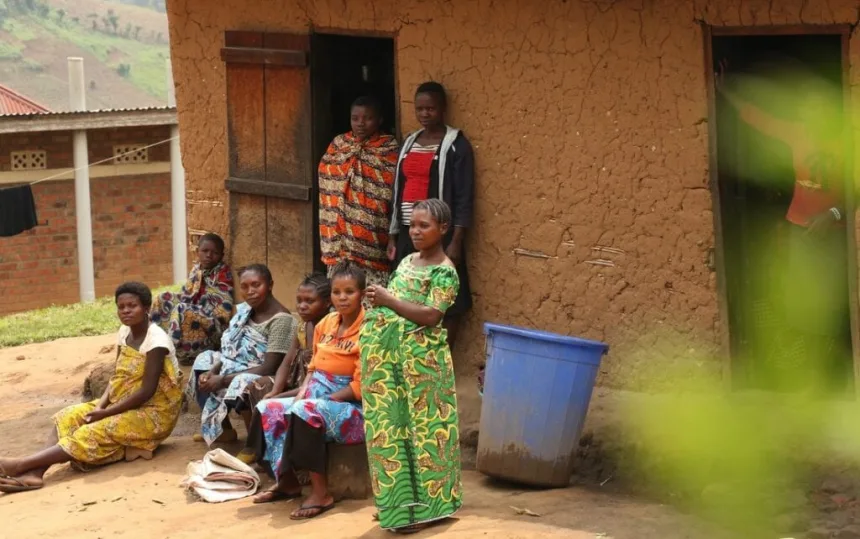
[222,31,314,297]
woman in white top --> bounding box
[0,282,182,493]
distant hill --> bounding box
[0,0,170,112]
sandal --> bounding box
[252,489,301,504]
[290,502,335,520]
[0,476,43,493]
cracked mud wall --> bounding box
[166,0,860,425]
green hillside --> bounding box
[0,0,170,109]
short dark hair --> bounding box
[413,198,452,228]
[300,272,332,301]
[351,95,383,117]
[198,233,225,253]
[330,260,366,290]
[238,263,273,284]
[415,81,448,108]
[115,281,153,308]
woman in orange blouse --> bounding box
[252,262,366,520]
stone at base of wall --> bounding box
[327,443,372,501]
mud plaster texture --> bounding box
[166,0,860,428]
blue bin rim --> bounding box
[483,322,609,354]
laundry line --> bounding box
[0,135,179,190]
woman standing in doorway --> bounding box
[318,96,400,297]
[387,82,475,348]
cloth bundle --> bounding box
[181,448,260,503]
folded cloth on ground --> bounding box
[181,447,260,503]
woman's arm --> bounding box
[87,348,167,421]
[366,285,443,327]
[220,314,297,386]
[266,337,300,395]
[220,351,285,387]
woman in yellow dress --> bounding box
[0,282,182,492]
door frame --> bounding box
[701,23,857,392]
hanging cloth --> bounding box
[0,184,38,237]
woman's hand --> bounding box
[199,373,225,393]
[387,236,397,261]
[84,409,111,424]
[366,285,394,308]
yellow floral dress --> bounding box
[53,324,182,466]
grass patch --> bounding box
[0,286,178,349]
[0,41,23,60]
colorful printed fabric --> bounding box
[150,262,234,365]
[258,370,364,476]
[359,254,463,530]
[318,132,399,271]
[186,303,291,445]
[55,325,182,465]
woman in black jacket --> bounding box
[386,81,475,348]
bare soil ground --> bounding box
[0,335,732,538]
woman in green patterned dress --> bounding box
[360,198,462,533]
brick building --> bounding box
[164,0,860,418]
[0,109,181,315]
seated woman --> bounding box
[150,233,234,365]
[0,282,182,493]
[236,273,332,465]
[186,264,297,445]
[361,199,463,533]
[251,262,366,521]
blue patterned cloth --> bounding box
[186,303,278,445]
[258,370,364,476]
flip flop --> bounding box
[0,476,42,493]
[252,489,301,504]
[289,502,335,520]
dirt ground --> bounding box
[0,335,732,539]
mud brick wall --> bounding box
[166,0,860,425]
[0,126,173,315]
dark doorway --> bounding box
[310,33,397,272]
[710,32,853,394]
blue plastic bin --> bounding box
[476,323,608,488]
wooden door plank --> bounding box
[224,31,267,268]
[226,31,266,180]
[263,32,315,293]
[264,33,312,186]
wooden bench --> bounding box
[327,442,372,501]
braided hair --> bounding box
[300,272,332,301]
[330,260,367,290]
[412,198,452,228]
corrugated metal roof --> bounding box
[0,107,178,134]
[0,84,51,115]
[0,105,175,118]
